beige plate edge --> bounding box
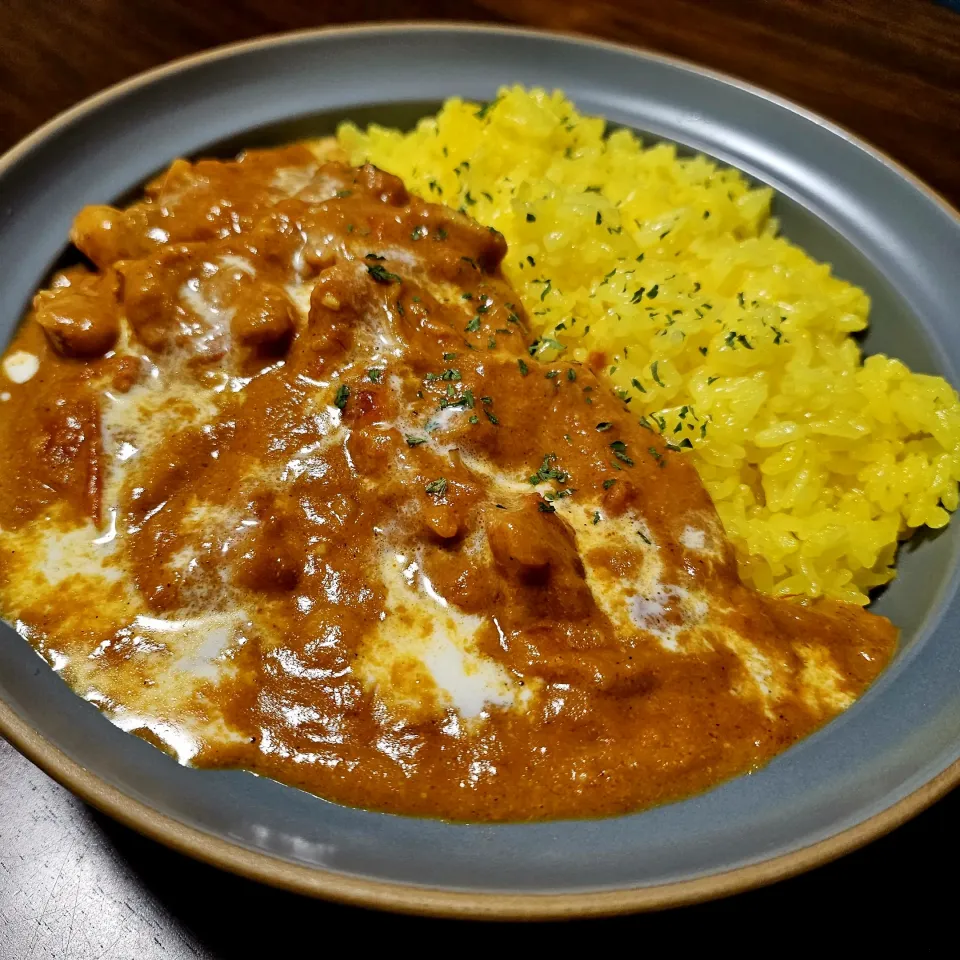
[3,695,959,920]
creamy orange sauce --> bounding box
[0,143,897,821]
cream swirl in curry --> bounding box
[0,143,896,820]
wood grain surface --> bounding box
[1,1,959,955]
[1,0,959,203]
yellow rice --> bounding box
[337,86,960,605]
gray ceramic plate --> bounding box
[2,24,960,920]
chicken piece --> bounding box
[231,283,297,350]
[33,268,120,358]
[485,499,595,620]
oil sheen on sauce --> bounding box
[0,143,898,821]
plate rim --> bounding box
[3,697,958,919]
[1,20,959,920]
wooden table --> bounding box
[1,2,958,954]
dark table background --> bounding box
[1,1,958,953]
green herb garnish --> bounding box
[439,390,475,411]
[425,369,462,382]
[367,263,401,284]
[610,440,634,466]
[528,453,569,486]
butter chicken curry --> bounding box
[0,143,897,820]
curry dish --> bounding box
[0,143,897,821]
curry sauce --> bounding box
[0,144,897,821]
